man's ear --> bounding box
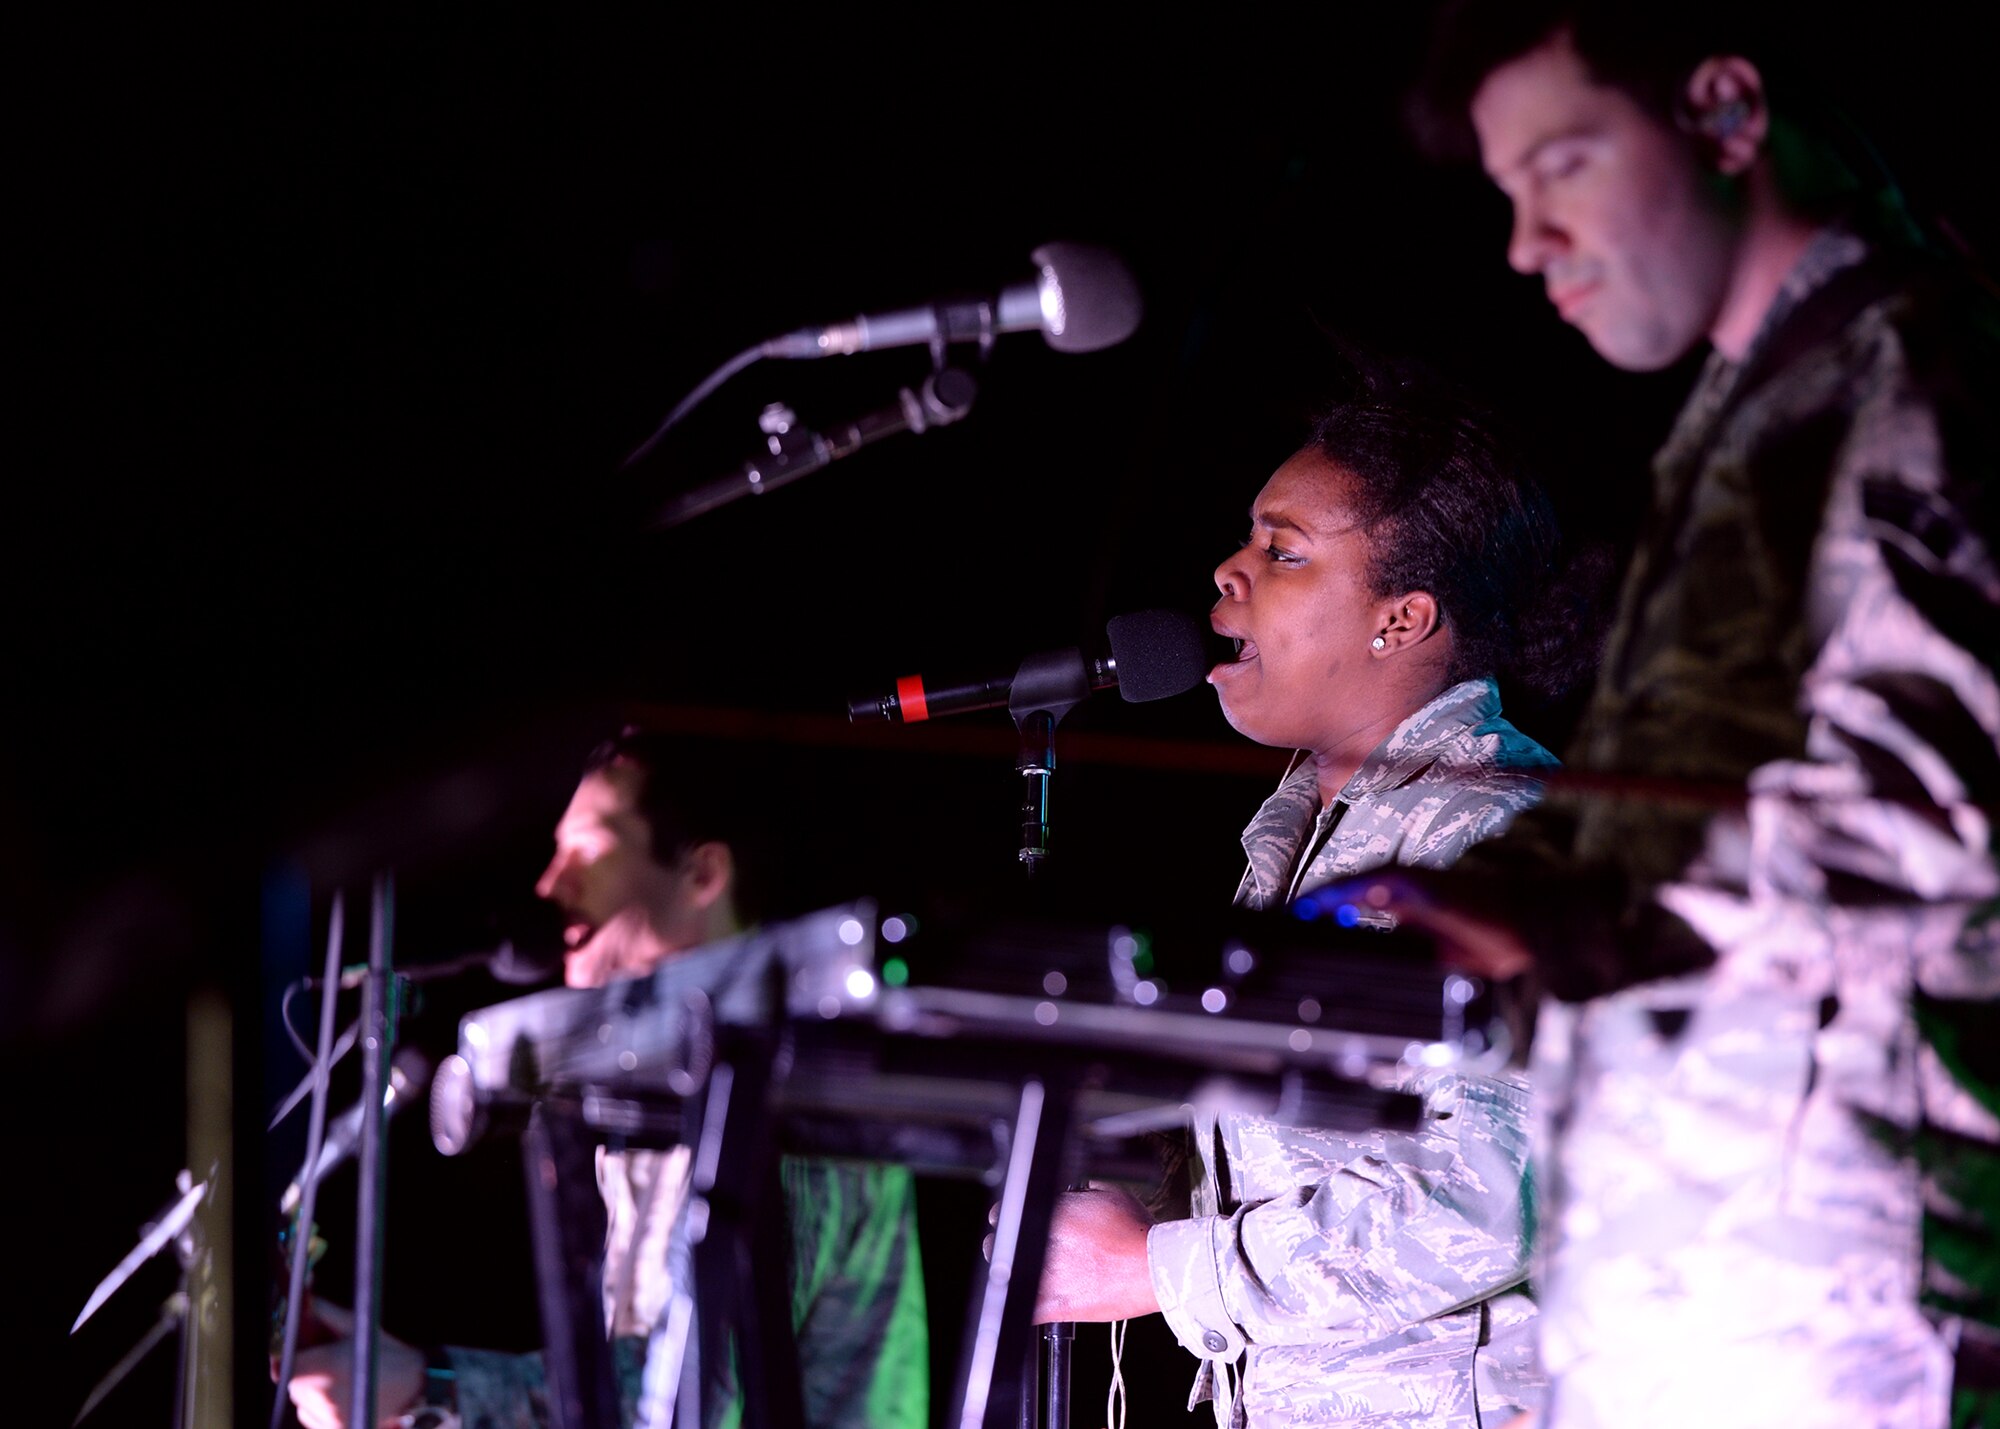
[1371,591,1442,656]
[1678,56,1770,176]
[682,840,735,910]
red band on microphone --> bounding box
[896,674,929,723]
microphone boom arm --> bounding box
[651,366,977,530]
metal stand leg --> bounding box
[522,1103,618,1429]
[682,1047,805,1429]
[1040,1321,1074,1429]
[349,875,395,1429]
[951,1076,1078,1429]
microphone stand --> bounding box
[651,366,977,529]
[1006,646,1095,875]
[1002,655,1095,1429]
[348,873,398,1429]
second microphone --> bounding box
[847,608,1222,724]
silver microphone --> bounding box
[762,241,1142,358]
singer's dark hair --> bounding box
[1406,0,1777,159]
[1305,347,1610,704]
[1403,0,1919,245]
[582,728,778,924]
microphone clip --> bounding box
[923,295,1005,371]
[803,294,1010,371]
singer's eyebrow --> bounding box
[1248,507,1314,539]
[1250,502,1369,545]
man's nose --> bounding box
[1506,195,1560,276]
[535,853,569,902]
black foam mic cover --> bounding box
[1106,608,1219,702]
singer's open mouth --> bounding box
[563,919,596,948]
[1208,634,1256,686]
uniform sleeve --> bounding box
[1443,812,1722,1003]
[1146,1073,1533,1358]
[1660,293,2000,954]
[1744,436,2000,916]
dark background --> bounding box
[17,7,1998,1427]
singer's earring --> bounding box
[1371,635,1387,651]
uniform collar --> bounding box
[1236,678,1502,906]
[1659,225,1872,477]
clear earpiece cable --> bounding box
[1106,1318,1129,1429]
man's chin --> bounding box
[1576,311,1695,373]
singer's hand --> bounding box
[985,1182,1160,1323]
[279,1300,425,1429]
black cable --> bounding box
[278,979,322,1068]
[619,342,770,471]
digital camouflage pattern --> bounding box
[1459,227,2000,1428]
[1149,678,1556,1427]
[1228,680,1558,908]
[444,1148,928,1429]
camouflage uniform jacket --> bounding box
[1147,678,1557,1427]
[1454,227,2000,1428]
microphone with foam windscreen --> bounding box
[1105,608,1224,700]
[847,608,1223,724]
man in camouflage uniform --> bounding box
[1035,383,1586,1426]
[1389,4,2000,1424]
[286,732,928,1429]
